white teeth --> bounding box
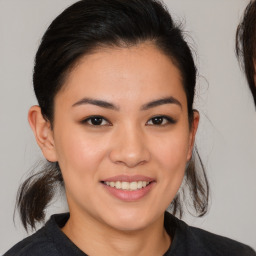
[116,181,121,189]
[137,181,143,189]
[121,182,129,190]
[104,181,150,191]
[129,182,137,190]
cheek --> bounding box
[151,128,190,199]
[149,131,190,209]
[54,130,107,179]
[152,130,190,171]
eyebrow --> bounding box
[72,98,119,110]
[72,96,182,110]
[140,97,182,110]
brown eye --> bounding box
[146,115,176,126]
[82,116,110,126]
[151,117,164,125]
[90,117,104,125]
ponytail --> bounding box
[16,162,63,231]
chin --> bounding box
[102,208,159,232]
[109,219,148,232]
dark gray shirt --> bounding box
[4,212,256,256]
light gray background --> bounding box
[1,0,256,253]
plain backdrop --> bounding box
[1,0,256,253]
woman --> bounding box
[4,0,256,255]
[236,0,256,106]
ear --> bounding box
[28,105,57,162]
[187,110,200,161]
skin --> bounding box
[28,43,199,256]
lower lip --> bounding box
[102,182,155,202]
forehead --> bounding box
[57,43,186,106]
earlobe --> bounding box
[28,106,57,162]
[187,110,200,161]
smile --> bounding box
[101,175,155,201]
[104,181,150,191]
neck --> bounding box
[62,211,171,256]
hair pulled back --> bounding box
[236,0,256,106]
[17,0,209,230]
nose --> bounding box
[109,125,150,168]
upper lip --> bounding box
[102,175,155,183]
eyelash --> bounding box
[81,115,176,127]
[81,116,112,126]
[146,115,177,126]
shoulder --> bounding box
[3,227,60,256]
[165,212,256,256]
[3,214,71,256]
[187,225,256,256]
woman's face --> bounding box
[46,43,198,231]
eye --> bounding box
[82,116,111,126]
[146,115,176,126]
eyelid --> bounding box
[146,115,177,126]
[80,115,176,126]
[81,115,112,126]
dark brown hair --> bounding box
[17,0,209,230]
[236,0,256,106]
